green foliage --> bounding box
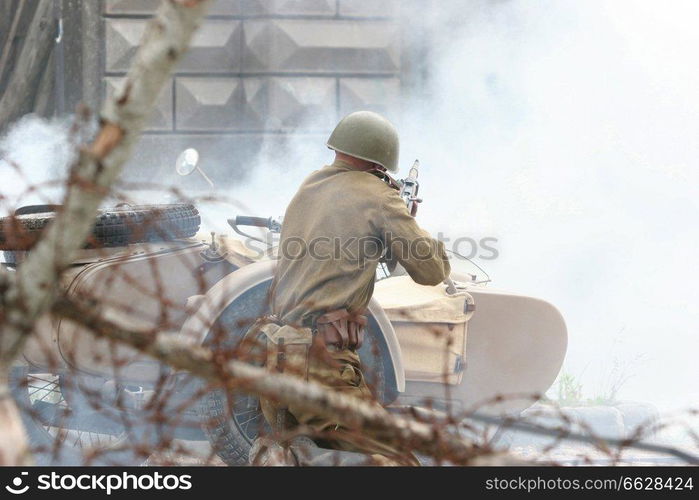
[551,366,634,406]
[556,372,584,405]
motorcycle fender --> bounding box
[177,260,405,395]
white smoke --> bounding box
[397,0,699,408]
[228,0,699,408]
[0,114,75,213]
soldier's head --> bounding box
[326,111,400,173]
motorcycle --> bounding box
[1,149,567,465]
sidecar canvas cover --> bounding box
[374,275,567,413]
[373,276,474,386]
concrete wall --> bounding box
[87,0,406,182]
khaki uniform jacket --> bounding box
[270,159,451,326]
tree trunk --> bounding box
[0,1,19,64]
[32,48,55,116]
[0,0,24,90]
[0,0,54,130]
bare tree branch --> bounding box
[52,295,520,465]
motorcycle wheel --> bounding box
[198,279,389,465]
[198,282,272,466]
[9,367,153,465]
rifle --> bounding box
[399,160,423,217]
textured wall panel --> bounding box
[339,78,401,120]
[183,21,243,72]
[104,77,172,131]
[175,77,268,131]
[105,20,242,73]
[102,2,403,185]
[243,20,400,74]
[242,0,336,16]
[267,78,336,130]
[105,0,243,16]
[104,20,145,73]
[338,0,398,17]
[177,77,336,131]
[104,0,161,15]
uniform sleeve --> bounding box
[379,190,451,286]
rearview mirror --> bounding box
[175,148,214,188]
[175,148,199,176]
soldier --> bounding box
[251,111,450,466]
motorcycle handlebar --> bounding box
[234,216,271,228]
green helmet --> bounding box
[326,111,400,172]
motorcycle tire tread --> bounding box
[0,203,201,250]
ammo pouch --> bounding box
[259,322,314,431]
[260,322,313,380]
[258,309,367,431]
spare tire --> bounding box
[0,203,200,250]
